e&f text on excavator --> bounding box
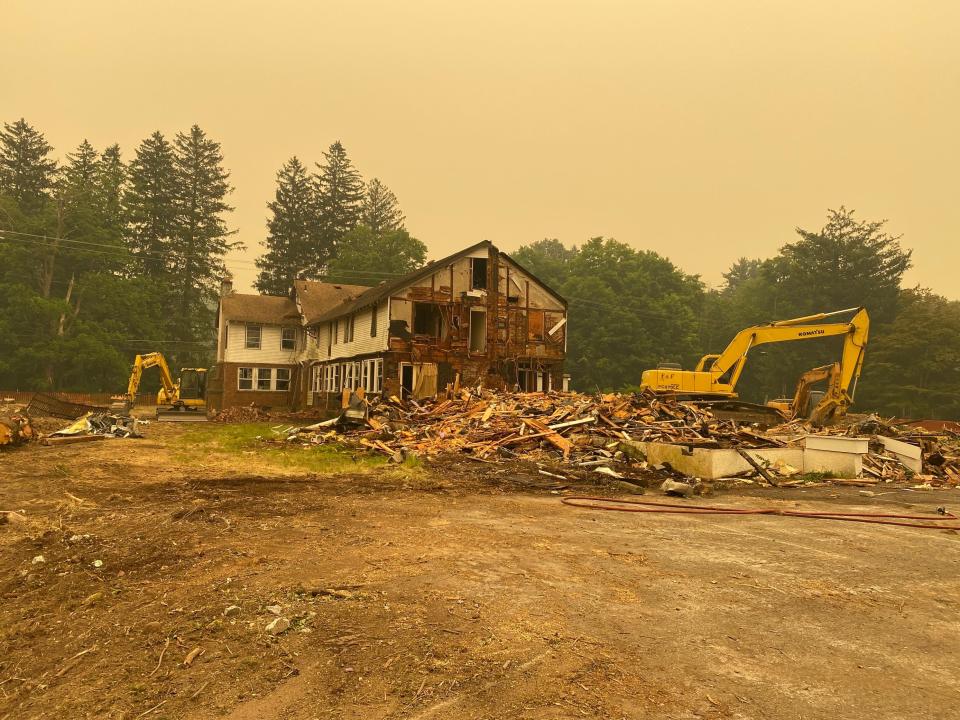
[640,307,869,426]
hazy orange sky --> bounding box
[5,1,959,297]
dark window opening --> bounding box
[413,302,443,337]
[371,303,378,337]
[471,258,488,290]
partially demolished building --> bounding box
[206,241,568,411]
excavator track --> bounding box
[156,408,209,422]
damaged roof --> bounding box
[293,280,371,324]
[220,293,301,324]
[308,240,567,325]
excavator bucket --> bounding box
[156,407,209,422]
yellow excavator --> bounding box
[113,352,209,422]
[640,307,869,425]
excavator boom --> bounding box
[640,307,869,425]
[116,352,209,422]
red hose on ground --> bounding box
[560,496,960,530]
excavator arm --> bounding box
[123,353,180,405]
[699,307,869,394]
[640,306,869,424]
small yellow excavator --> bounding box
[113,352,209,422]
[640,307,869,425]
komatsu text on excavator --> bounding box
[639,307,869,426]
[113,352,208,422]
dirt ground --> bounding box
[1,423,959,720]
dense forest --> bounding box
[2,118,959,419]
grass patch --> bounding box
[173,422,413,475]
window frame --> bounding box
[275,367,291,391]
[238,367,254,390]
[245,324,262,350]
[281,327,297,351]
[370,304,378,337]
[470,257,488,290]
[256,367,273,391]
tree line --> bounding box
[0,118,424,392]
[2,116,958,419]
[513,208,960,419]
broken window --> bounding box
[471,257,488,290]
[281,327,296,350]
[256,368,272,390]
[371,303,378,337]
[469,309,487,352]
[332,320,338,345]
[345,315,355,343]
[276,368,291,391]
[527,310,545,341]
[245,324,261,349]
[238,367,253,390]
[412,302,443,337]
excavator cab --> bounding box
[177,369,207,401]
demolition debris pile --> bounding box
[271,390,960,487]
[0,411,35,448]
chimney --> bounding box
[220,273,234,297]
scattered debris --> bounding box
[213,404,272,423]
[265,617,291,635]
[661,479,695,498]
[223,605,242,617]
[269,390,960,489]
[0,411,34,448]
[45,412,141,442]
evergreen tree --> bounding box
[361,178,405,236]
[255,156,316,295]
[96,144,126,235]
[124,131,177,276]
[170,125,236,352]
[0,118,57,210]
[313,140,364,267]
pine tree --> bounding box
[361,178,405,236]
[255,156,316,295]
[96,144,126,235]
[124,131,177,276]
[170,125,237,348]
[0,118,57,210]
[313,140,364,266]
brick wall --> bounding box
[207,362,296,412]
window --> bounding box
[345,315,355,343]
[361,358,383,393]
[413,302,443,336]
[312,366,321,393]
[276,368,291,391]
[469,309,487,352]
[256,367,272,390]
[370,304,378,337]
[281,327,296,350]
[527,310,545,341]
[245,324,262,349]
[238,367,253,390]
[332,320,338,345]
[471,257,488,290]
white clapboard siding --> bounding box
[224,321,301,364]
[326,301,389,360]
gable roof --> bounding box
[310,240,490,324]
[220,293,300,324]
[293,279,371,324]
[309,240,567,324]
